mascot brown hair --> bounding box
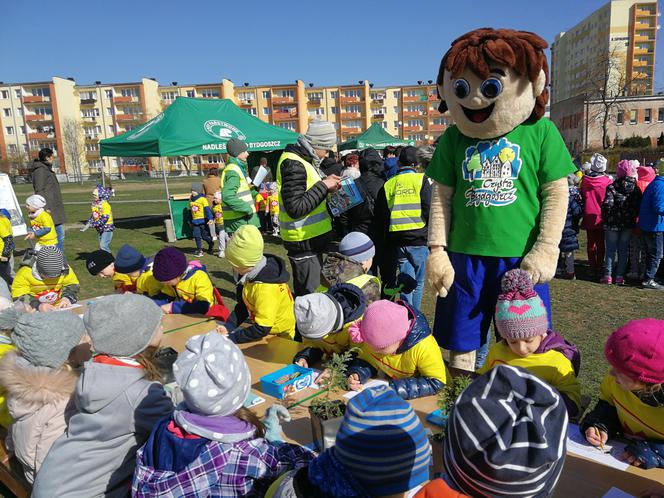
[426,28,575,370]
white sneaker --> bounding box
[218,251,225,258]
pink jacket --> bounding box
[580,174,612,230]
[0,351,77,483]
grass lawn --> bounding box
[11,180,664,404]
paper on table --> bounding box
[52,303,83,311]
[601,487,636,498]
[343,379,389,399]
[566,424,629,471]
[252,166,269,187]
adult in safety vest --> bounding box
[220,139,260,235]
[373,146,431,309]
[276,120,341,296]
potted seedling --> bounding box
[308,349,356,451]
[430,375,473,441]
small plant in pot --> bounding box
[309,349,356,451]
[432,374,473,441]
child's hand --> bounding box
[160,303,173,314]
[584,426,608,447]
[216,325,228,335]
[24,232,35,240]
[295,358,308,368]
[348,373,362,391]
[57,297,72,309]
[38,303,56,312]
[620,449,644,467]
[315,368,330,385]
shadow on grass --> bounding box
[114,215,166,230]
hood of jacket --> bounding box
[327,283,366,324]
[0,351,77,416]
[190,192,206,202]
[284,141,315,164]
[249,254,290,284]
[396,301,431,353]
[321,252,365,288]
[182,261,207,282]
[637,166,656,184]
[95,185,112,201]
[583,174,612,189]
[359,148,383,175]
[76,360,149,413]
[536,330,581,376]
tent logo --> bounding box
[203,120,246,141]
[127,113,164,141]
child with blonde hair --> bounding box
[32,294,174,497]
[24,194,57,248]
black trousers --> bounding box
[288,253,323,297]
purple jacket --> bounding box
[536,330,581,376]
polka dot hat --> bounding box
[173,331,251,416]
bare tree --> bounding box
[0,149,28,176]
[61,118,86,183]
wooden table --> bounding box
[159,317,664,496]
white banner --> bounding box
[0,174,28,236]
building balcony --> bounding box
[113,96,138,104]
[371,114,384,120]
[85,136,100,142]
[80,98,97,106]
[82,116,98,122]
[403,111,425,118]
[272,96,295,105]
[635,8,656,17]
[403,125,423,132]
[22,95,48,103]
[340,112,361,120]
[428,94,439,101]
[403,95,425,103]
[86,150,100,157]
[371,99,384,106]
[25,114,52,122]
[115,113,142,121]
[28,132,54,140]
[339,96,361,104]
[340,127,362,134]
[307,98,321,106]
[238,99,254,107]
[429,124,446,132]
[273,110,297,121]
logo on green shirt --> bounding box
[462,137,522,207]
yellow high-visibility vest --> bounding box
[220,160,256,221]
[276,152,332,242]
[384,171,425,232]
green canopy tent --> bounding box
[99,97,299,238]
[338,122,415,152]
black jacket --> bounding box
[320,157,343,177]
[227,254,291,343]
[358,148,386,201]
[278,143,333,255]
[373,168,431,247]
[602,176,642,230]
[339,175,374,236]
[30,160,66,225]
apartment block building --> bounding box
[0,77,451,177]
[550,0,658,104]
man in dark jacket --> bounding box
[276,121,341,296]
[30,148,66,251]
[373,146,431,309]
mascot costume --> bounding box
[426,28,575,370]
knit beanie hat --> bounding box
[616,160,637,179]
[444,365,568,497]
[330,384,431,496]
[174,332,251,416]
[86,249,115,276]
[0,307,86,368]
[36,245,65,279]
[153,246,188,282]
[84,294,162,357]
[495,269,548,340]
[294,293,344,339]
[590,153,607,173]
[305,120,337,150]
[339,232,375,263]
[399,146,418,167]
[191,182,203,194]
[349,300,410,349]
[226,138,248,157]
[26,194,46,209]
[225,224,264,268]
[605,318,664,385]
[114,244,146,274]
[581,162,591,174]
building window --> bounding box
[186,90,196,98]
[616,110,624,125]
[629,109,637,124]
[394,120,401,128]
[200,88,219,98]
[393,91,401,99]
[343,89,362,98]
[380,122,387,129]
[107,107,113,116]
[246,108,257,116]
[238,92,256,101]
[5,127,13,135]
[263,107,270,116]
[644,108,652,124]
[79,91,95,100]
[278,89,295,98]
[81,108,99,118]
[31,87,50,97]
[331,107,338,114]
[19,126,26,135]
[658,108,664,123]
[345,105,362,113]
[120,88,139,97]
[161,91,177,101]
[14,89,21,98]
[2,108,10,117]
[0,91,8,99]
[279,122,296,131]
[108,125,115,134]
[7,144,17,154]
[309,108,325,116]
[330,91,338,99]
[105,90,113,99]
[407,119,424,127]
[262,90,270,99]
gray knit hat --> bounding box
[305,120,337,150]
[191,182,203,193]
[36,246,65,278]
[294,293,344,339]
[173,332,251,416]
[84,294,162,357]
[226,138,248,158]
[0,307,86,368]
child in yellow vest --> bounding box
[212,191,230,258]
[582,319,664,469]
[477,269,582,417]
[217,225,295,343]
[0,209,15,286]
[85,245,162,296]
[347,299,447,400]
[293,283,366,368]
[87,185,114,253]
[11,246,79,311]
[0,284,15,429]
[267,183,280,236]
[255,189,269,233]
[189,183,214,258]
[24,195,57,248]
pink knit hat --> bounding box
[349,300,410,349]
[616,160,637,179]
[605,319,664,385]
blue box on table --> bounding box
[259,364,316,399]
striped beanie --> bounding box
[36,245,65,279]
[339,232,375,263]
[330,384,431,495]
[495,269,548,340]
[444,365,568,497]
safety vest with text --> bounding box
[220,160,256,221]
[276,152,332,242]
[384,170,425,232]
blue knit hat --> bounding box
[444,365,568,497]
[114,244,146,274]
[331,385,431,495]
[339,232,375,263]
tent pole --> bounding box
[161,157,174,223]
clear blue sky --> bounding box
[2,0,662,89]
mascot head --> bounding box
[437,28,549,139]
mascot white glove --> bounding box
[426,181,455,297]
